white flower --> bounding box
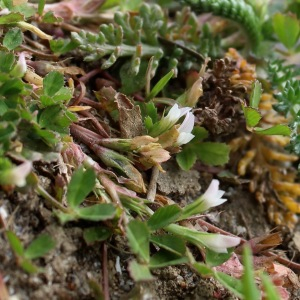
[162,104,191,131]
[166,224,241,254]
[1,161,32,187]
[0,206,8,221]
[11,52,27,77]
[199,233,241,253]
[150,104,192,137]
[165,104,190,124]
[199,179,227,211]
[0,8,10,16]
[175,111,195,146]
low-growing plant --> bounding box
[6,231,55,273]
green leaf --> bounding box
[76,204,116,221]
[254,125,291,136]
[195,142,230,166]
[100,0,120,10]
[42,11,63,23]
[144,116,153,131]
[120,0,144,11]
[260,273,281,300]
[50,38,78,55]
[176,147,197,171]
[41,87,72,106]
[250,80,262,109]
[11,3,35,18]
[66,166,96,208]
[0,77,24,97]
[242,105,262,127]
[2,0,13,10]
[149,249,189,268]
[127,220,150,263]
[241,246,260,300]
[120,60,148,94]
[128,260,154,281]
[192,262,214,276]
[214,271,243,298]
[192,126,208,140]
[147,204,181,231]
[273,13,300,49]
[83,227,112,244]
[20,259,39,274]
[0,51,14,72]
[38,105,77,134]
[205,248,233,267]
[139,101,158,128]
[0,12,24,24]
[55,211,77,224]
[6,230,24,257]
[52,87,72,102]
[38,0,45,15]
[150,234,186,256]
[147,69,174,100]
[43,71,64,97]
[24,234,55,259]
[145,101,158,124]
[3,28,23,50]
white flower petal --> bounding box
[0,206,8,221]
[165,104,181,123]
[178,112,195,134]
[176,132,195,146]
[0,8,10,15]
[202,179,219,200]
[179,106,191,117]
[201,234,241,253]
[10,161,32,187]
[200,179,227,211]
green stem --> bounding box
[36,184,69,213]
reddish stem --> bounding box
[78,110,110,138]
[79,68,102,84]
[70,123,103,145]
[80,97,103,110]
[102,243,110,300]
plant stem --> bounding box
[36,184,69,213]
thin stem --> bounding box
[36,184,69,213]
[102,243,110,300]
